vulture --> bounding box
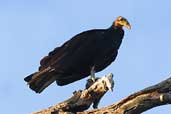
[24,16,131,93]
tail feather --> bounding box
[24,67,56,93]
[24,72,36,82]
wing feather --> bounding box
[39,29,105,74]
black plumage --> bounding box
[24,16,131,93]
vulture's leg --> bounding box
[90,66,96,82]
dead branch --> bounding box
[79,77,171,114]
[32,75,171,114]
[32,73,114,114]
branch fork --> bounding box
[32,75,171,114]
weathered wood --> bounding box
[32,74,114,114]
[78,77,171,114]
[32,76,171,114]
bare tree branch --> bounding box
[32,75,171,114]
[32,74,114,114]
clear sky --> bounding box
[1,0,171,114]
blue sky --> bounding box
[1,0,171,113]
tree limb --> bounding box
[32,75,171,114]
[32,73,114,114]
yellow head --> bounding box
[114,16,131,29]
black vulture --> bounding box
[24,16,131,93]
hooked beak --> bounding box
[124,22,131,29]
